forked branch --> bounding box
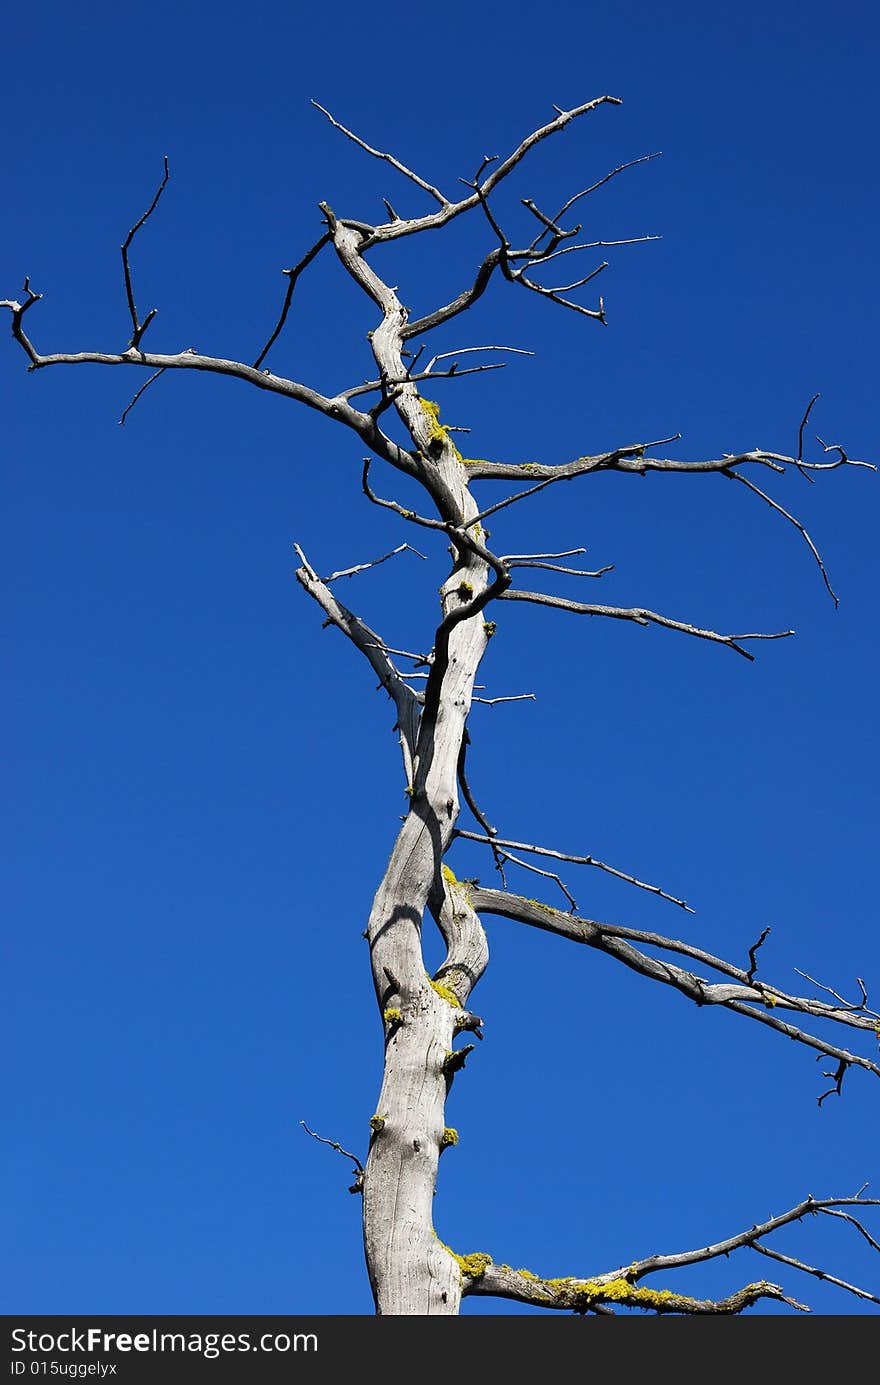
[462,1191,878,1311]
[470,887,880,1091]
[294,545,420,781]
[455,829,693,911]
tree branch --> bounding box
[723,466,839,606]
[3,290,424,488]
[750,1241,880,1305]
[253,230,332,369]
[465,1262,806,1314]
[537,151,663,243]
[299,1120,365,1195]
[121,157,170,349]
[322,543,426,583]
[311,100,450,207]
[403,248,504,338]
[498,588,793,660]
[456,830,693,911]
[472,693,537,707]
[627,1192,880,1309]
[469,887,880,1089]
[354,96,622,248]
[510,234,662,267]
[463,444,874,482]
[340,359,507,402]
[118,364,168,425]
[294,545,420,782]
[1,278,43,364]
[459,1187,878,1312]
[507,559,614,578]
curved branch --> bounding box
[1,279,43,363]
[498,588,793,660]
[469,887,880,1087]
[6,333,345,412]
[544,151,663,235]
[403,248,503,339]
[627,1192,880,1309]
[253,230,332,369]
[2,290,424,486]
[723,465,839,606]
[300,1120,365,1194]
[464,1188,879,1311]
[356,96,622,248]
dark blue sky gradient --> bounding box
[2,1,878,1315]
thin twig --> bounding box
[119,366,166,425]
[121,157,170,349]
[311,100,448,206]
[751,1241,879,1306]
[361,459,447,533]
[355,95,622,250]
[253,231,332,369]
[746,927,771,983]
[341,361,506,400]
[363,642,431,665]
[468,475,564,527]
[424,345,534,372]
[473,693,537,706]
[819,1207,880,1254]
[507,559,614,578]
[817,1057,848,1107]
[300,1119,364,1173]
[794,969,875,1015]
[795,393,821,481]
[614,1191,880,1303]
[324,542,427,583]
[501,547,587,562]
[515,269,606,323]
[544,262,609,294]
[534,151,663,247]
[300,1120,365,1194]
[499,846,577,910]
[723,467,839,606]
[457,731,499,844]
[457,829,692,910]
[512,235,661,266]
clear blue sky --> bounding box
[2,0,878,1316]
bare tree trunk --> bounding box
[358,407,491,1315]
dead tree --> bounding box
[4,97,878,1317]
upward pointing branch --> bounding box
[311,100,450,206]
[351,96,623,247]
[121,156,170,349]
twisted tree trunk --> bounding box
[342,232,492,1312]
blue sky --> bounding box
[2,0,878,1316]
